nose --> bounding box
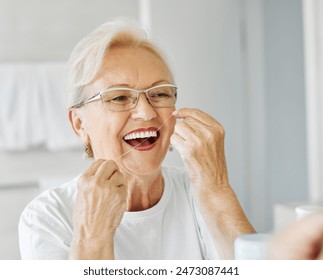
[131,92,157,121]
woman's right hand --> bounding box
[69,159,127,259]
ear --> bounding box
[68,108,85,139]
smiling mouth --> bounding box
[123,129,160,148]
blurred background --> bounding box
[1,0,322,259]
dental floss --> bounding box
[118,113,175,159]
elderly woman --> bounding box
[19,18,255,260]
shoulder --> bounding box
[20,176,78,224]
[18,178,78,259]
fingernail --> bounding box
[172,110,178,116]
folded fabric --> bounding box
[0,62,79,151]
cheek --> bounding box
[85,109,127,144]
[160,112,176,137]
[167,118,176,135]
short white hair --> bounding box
[67,17,173,108]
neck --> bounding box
[124,169,164,212]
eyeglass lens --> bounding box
[100,85,177,111]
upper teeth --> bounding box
[124,131,157,140]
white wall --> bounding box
[239,0,308,231]
[0,0,138,60]
[263,0,308,227]
[303,0,323,202]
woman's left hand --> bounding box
[170,108,229,197]
[171,108,255,259]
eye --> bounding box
[102,89,133,103]
[111,95,129,102]
[157,92,171,97]
[150,92,172,99]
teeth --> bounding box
[124,130,157,140]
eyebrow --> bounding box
[107,80,171,89]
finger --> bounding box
[182,117,222,137]
[110,171,127,188]
[174,121,199,140]
[170,133,186,153]
[83,159,106,176]
[172,108,219,127]
[95,160,119,180]
[170,132,184,144]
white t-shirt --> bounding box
[18,166,218,260]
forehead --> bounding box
[93,47,172,89]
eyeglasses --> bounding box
[72,84,177,112]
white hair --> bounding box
[67,17,173,108]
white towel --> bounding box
[37,62,79,150]
[0,62,79,151]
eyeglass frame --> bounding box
[71,83,177,111]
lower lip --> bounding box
[124,137,159,151]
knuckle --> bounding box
[192,108,202,114]
[94,158,105,165]
[186,142,197,154]
[211,123,225,138]
[100,160,109,167]
[204,129,214,140]
[217,123,225,134]
[107,159,118,168]
[77,175,90,191]
[91,176,101,187]
[174,122,184,132]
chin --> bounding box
[118,153,165,176]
